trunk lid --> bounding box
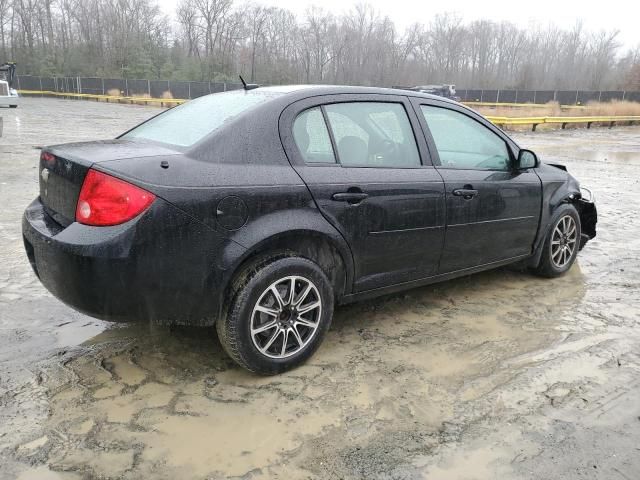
[39,140,180,226]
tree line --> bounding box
[1,0,639,90]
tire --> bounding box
[10,104,17,108]
[217,256,334,375]
[532,204,581,278]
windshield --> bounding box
[122,90,281,147]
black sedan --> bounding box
[22,85,597,374]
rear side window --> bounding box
[421,106,511,170]
[293,107,336,163]
[122,90,281,147]
[325,102,420,167]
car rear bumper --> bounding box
[0,95,18,106]
[22,197,245,324]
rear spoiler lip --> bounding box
[45,140,182,167]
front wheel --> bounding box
[217,256,334,375]
[532,204,581,277]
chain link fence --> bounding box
[15,76,243,99]
[457,88,640,104]
[14,75,640,104]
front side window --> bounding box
[421,106,511,170]
[292,107,336,163]
[122,90,282,147]
[324,102,421,167]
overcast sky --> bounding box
[158,0,640,50]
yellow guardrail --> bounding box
[486,115,640,131]
[18,89,186,106]
[20,90,591,110]
[18,90,640,132]
[464,101,586,109]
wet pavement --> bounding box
[1,98,639,479]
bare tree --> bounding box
[247,4,268,82]
[1,0,637,91]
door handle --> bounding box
[452,188,478,200]
[332,192,369,204]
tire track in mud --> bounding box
[7,267,589,478]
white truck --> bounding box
[0,62,19,108]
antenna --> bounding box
[238,75,259,91]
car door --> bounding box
[280,94,446,292]
[410,98,542,273]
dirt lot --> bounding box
[1,98,639,480]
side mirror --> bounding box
[517,149,538,169]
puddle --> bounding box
[9,264,589,478]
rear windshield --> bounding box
[121,90,281,147]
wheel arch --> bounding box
[216,229,354,321]
[528,194,581,268]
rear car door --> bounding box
[280,94,446,292]
[410,98,541,273]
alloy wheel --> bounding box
[551,215,577,268]
[250,275,322,359]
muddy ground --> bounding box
[1,98,639,480]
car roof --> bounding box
[243,84,460,106]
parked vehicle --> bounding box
[395,84,460,101]
[0,62,19,108]
[23,85,597,374]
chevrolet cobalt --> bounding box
[23,86,597,374]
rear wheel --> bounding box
[10,104,17,108]
[533,204,581,277]
[217,256,334,375]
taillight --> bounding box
[75,169,155,226]
[41,151,56,165]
